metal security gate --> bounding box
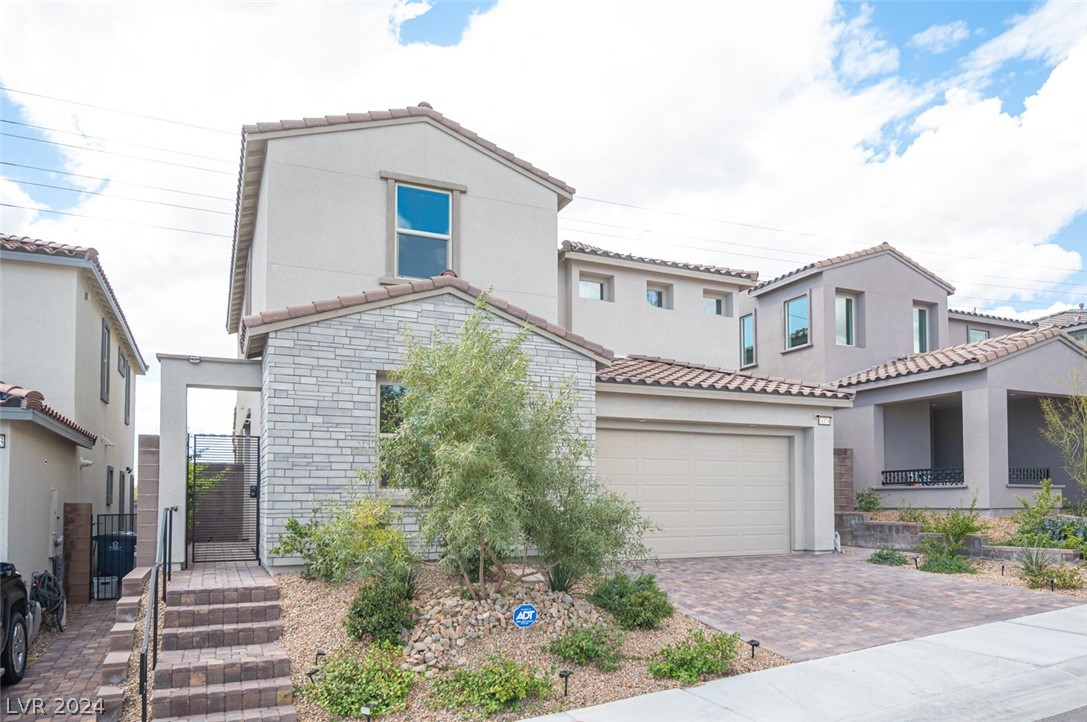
[188,434,260,563]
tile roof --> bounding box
[834,326,1070,388]
[241,274,614,362]
[0,233,148,372]
[947,309,1037,327]
[750,242,955,295]
[1033,305,1087,328]
[597,355,854,401]
[560,241,759,282]
[0,382,97,444]
[242,103,574,195]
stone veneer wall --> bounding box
[834,448,853,513]
[258,293,597,571]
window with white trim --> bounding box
[836,294,855,346]
[784,294,810,349]
[968,328,989,343]
[703,291,733,317]
[913,305,930,353]
[740,313,756,367]
[578,273,613,301]
[100,320,111,403]
[395,184,451,279]
[646,282,672,309]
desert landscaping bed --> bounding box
[278,564,790,721]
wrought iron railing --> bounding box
[882,468,965,486]
[139,505,176,722]
[1008,468,1050,483]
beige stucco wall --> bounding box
[559,256,747,366]
[244,122,562,324]
[0,421,84,575]
[596,386,841,553]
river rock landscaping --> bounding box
[278,563,789,721]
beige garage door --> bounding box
[597,429,791,557]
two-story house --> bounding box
[0,234,146,578]
[735,243,1086,509]
[156,103,850,573]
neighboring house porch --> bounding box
[834,327,1087,509]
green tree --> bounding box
[379,296,654,599]
[1040,377,1087,498]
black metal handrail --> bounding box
[1009,468,1050,483]
[882,468,965,486]
[139,505,176,722]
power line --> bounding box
[0,203,231,238]
[0,85,236,136]
[2,178,233,216]
[1,161,233,202]
[0,118,235,164]
[1,132,235,176]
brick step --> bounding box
[153,704,297,722]
[155,644,290,689]
[164,600,281,628]
[151,677,292,719]
[102,650,131,685]
[161,621,281,651]
[166,584,279,607]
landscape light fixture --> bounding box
[315,651,326,666]
[747,639,760,658]
[306,668,319,683]
[558,670,572,697]
[1001,564,1005,576]
[913,556,919,570]
[360,706,372,722]
[1050,578,1056,592]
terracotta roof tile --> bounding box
[751,242,954,295]
[0,234,147,371]
[241,276,614,362]
[0,382,97,443]
[241,104,575,196]
[560,241,759,282]
[1034,305,1087,328]
[948,309,1037,327]
[834,326,1069,387]
[597,356,853,401]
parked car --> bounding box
[1,562,40,685]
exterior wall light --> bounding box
[188,355,201,364]
[816,415,832,426]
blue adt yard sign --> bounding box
[513,603,538,629]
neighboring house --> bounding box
[158,103,849,573]
[1034,305,1087,345]
[0,235,146,576]
[947,309,1036,346]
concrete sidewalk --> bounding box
[524,604,1087,722]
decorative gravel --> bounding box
[881,554,1087,599]
[278,564,790,722]
[869,511,1020,542]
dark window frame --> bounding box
[100,320,111,403]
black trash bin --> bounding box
[94,530,137,585]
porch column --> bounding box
[962,386,1007,509]
[845,403,884,488]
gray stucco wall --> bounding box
[948,316,1033,346]
[259,292,597,571]
[1008,396,1076,500]
[883,400,932,470]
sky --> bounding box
[1,0,1085,439]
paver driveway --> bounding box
[653,549,1083,662]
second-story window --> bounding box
[703,291,732,317]
[740,313,756,367]
[396,184,451,279]
[100,320,111,403]
[913,305,930,353]
[836,294,855,346]
[646,282,672,309]
[784,295,810,349]
[578,273,612,301]
[968,328,989,343]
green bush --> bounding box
[345,578,416,643]
[548,625,623,671]
[380,557,422,600]
[589,573,675,630]
[867,547,909,566]
[921,493,983,558]
[854,489,882,512]
[1017,547,1084,589]
[303,641,415,717]
[431,656,551,715]
[919,554,976,574]
[648,630,741,684]
[544,560,580,594]
[897,500,930,524]
[272,496,410,583]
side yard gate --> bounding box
[188,434,260,563]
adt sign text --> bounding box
[513,603,538,629]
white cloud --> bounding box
[391,0,433,35]
[0,0,1083,440]
[909,20,970,54]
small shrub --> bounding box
[867,547,909,566]
[548,625,623,671]
[544,560,580,593]
[345,578,416,643]
[1015,479,1062,530]
[919,554,975,574]
[897,499,930,525]
[303,641,415,717]
[648,630,741,684]
[1017,547,1084,589]
[854,489,882,512]
[1062,498,1087,517]
[380,557,422,600]
[921,493,983,557]
[431,656,551,715]
[589,573,675,630]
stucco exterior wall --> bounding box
[948,316,1033,345]
[595,387,839,553]
[559,256,745,366]
[883,400,932,470]
[245,123,561,323]
[259,292,597,572]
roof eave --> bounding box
[0,408,96,448]
[560,248,758,286]
[596,378,854,407]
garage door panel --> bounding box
[599,429,790,558]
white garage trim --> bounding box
[597,426,792,558]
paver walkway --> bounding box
[1,599,117,718]
[653,549,1082,661]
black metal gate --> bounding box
[188,434,260,563]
